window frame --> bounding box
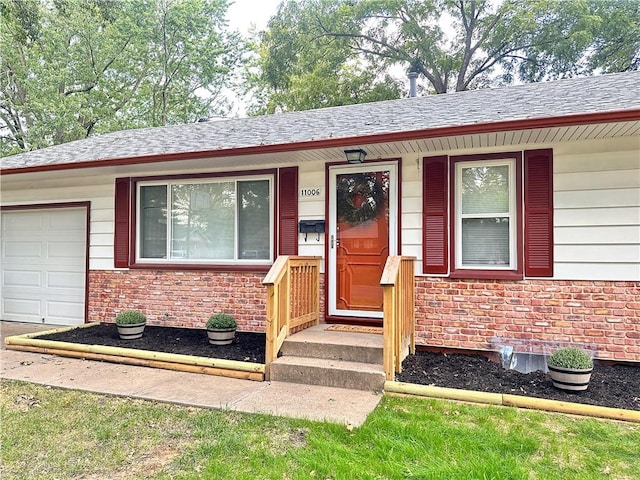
[454,158,517,271]
[131,170,277,269]
[449,152,524,280]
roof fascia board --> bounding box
[2,109,639,176]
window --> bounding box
[422,149,553,279]
[114,168,299,270]
[136,176,273,264]
[455,159,516,270]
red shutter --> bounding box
[423,156,448,274]
[278,167,298,255]
[114,177,131,268]
[524,149,553,277]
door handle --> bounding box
[331,235,339,248]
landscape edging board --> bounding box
[384,381,640,423]
[4,323,265,381]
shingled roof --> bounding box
[2,71,639,172]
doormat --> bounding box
[325,325,383,335]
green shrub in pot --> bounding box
[115,310,147,340]
[206,313,237,330]
[547,347,593,391]
[115,310,147,325]
[547,347,593,370]
[206,313,237,345]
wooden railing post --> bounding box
[381,256,416,381]
[263,256,321,379]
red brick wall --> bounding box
[88,270,638,361]
[415,278,640,362]
[88,270,269,331]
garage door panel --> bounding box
[1,208,87,325]
[3,270,41,288]
[3,241,42,258]
[2,297,42,317]
[1,211,44,231]
[47,241,86,259]
[47,300,84,320]
[46,210,86,231]
[47,271,85,289]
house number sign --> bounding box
[299,187,323,200]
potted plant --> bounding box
[547,347,593,391]
[206,313,237,345]
[115,310,147,340]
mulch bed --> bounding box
[39,324,266,364]
[38,324,639,411]
[397,351,640,411]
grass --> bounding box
[1,380,639,480]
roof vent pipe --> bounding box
[408,70,419,97]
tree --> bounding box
[0,0,244,156]
[245,0,402,114]
[249,0,640,110]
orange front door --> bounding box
[329,165,396,320]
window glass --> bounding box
[238,180,270,259]
[457,161,514,269]
[140,185,167,258]
[461,165,509,214]
[461,218,510,265]
[171,182,235,259]
[138,177,271,263]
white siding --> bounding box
[298,162,327,261]
[2,136,637,281]
[400,158,422,266]
[553,137,640,280]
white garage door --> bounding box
[1,207,87,325]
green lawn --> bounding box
[1,380,638,479]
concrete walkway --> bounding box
[1,321,381,427]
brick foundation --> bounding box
[88,270,639,362]
[88,270,269,331]
[415,278,640,362]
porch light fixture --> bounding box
[344,148,367,164]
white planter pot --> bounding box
[116,322,146,340]
[548,365,593,391]
[207,328,236,345]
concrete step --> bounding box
[280,325,383,364]
[269,355,386,391]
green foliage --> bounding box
[115,310,147,325]
[206,313,237,329]
[0,0,245,156]
[587,0,640,73]
[245,0,401,114]
[548,347,594,369]
[248,0,640,111]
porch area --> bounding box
[263,255,415,391]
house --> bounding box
[1,72,639,363]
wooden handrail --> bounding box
[382,256,416,381]
[263,256,321,379]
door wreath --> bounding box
[337,173,386,225]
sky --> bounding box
[226,0,281,35]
